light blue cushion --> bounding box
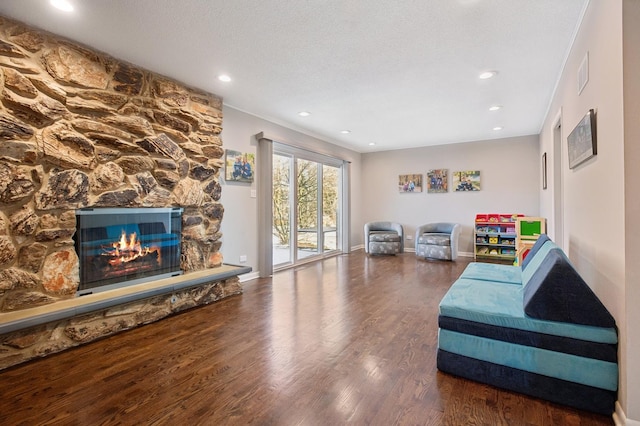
[439,278,617,344]
[459,262,522,284]
[521,234,551,270]
[521,240,559,288]
[438,329,618,391]
[458,237,554,285]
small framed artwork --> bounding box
[398,174,422,193]
[542,152,547,190]
[225,149,255,183]
[453,170,480,191]
[567,109,597,169]
[427,169,448,193]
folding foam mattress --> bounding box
[437,246,618,415]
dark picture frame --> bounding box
[567,109,597,169]
[542,152,547,190]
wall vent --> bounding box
[578,51,589,95]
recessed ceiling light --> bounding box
[50,0,74,12]
[489,105,502,111]
[298,111,311,117]
[368,142,376,146]
[479,71,498,80]
[493,126,503,131]
[340,130,351,134]
[217,74,232,82]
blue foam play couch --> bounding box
[437,235,618,415]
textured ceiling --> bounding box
[0,0,588,153]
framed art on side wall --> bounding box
[225,149,255,183]
[427,169,448,193]
[453,170,480,191]
[542,152,547,190]
[398,174,422,193]
[567,109,597,169]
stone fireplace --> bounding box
[0,16,243,370]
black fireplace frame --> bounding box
[74,207,183,296]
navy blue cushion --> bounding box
[523,249,616,328]
[521,234,551,270]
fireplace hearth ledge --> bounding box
[0,264,251,335]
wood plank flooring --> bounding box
[0,251,613,425]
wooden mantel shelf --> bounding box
[0,264,251,335]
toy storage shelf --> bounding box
[474,214,521,262]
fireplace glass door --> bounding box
[75,207,183,294]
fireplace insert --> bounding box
[75,207,183,295]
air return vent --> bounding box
[578,52,589,95]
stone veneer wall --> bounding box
[0,17,238,369]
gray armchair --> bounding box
[415,222,460,260]
[364,221,404,255]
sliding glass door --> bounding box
[272,153,292,265]
[296,158,319,260]
[272,146,342,268]
[322,164,339,252]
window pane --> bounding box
[322,164,339,251]
[273,154,291,265]
[297,159,318,259]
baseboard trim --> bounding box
[239,271,260,282]
[614,401,640,425]
[352,247,475,258]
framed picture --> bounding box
[427,169,448,193]
[567,109,597,169]
[542,152,547,190]
[453,170,480,191]
[398,174,422,193]
[225,149,255,183]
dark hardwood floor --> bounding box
[0,251,613,425]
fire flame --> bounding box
[105,231,157,266]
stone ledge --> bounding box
[0,264,251,335]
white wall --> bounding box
[219,106,362,277]
[539,0,638,420]
[361,136,540,255]
[623,0,640,422]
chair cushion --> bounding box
[418,233,451,246]
[369,241,401,254]
[369,231,400,243]
[417,245,452,260]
